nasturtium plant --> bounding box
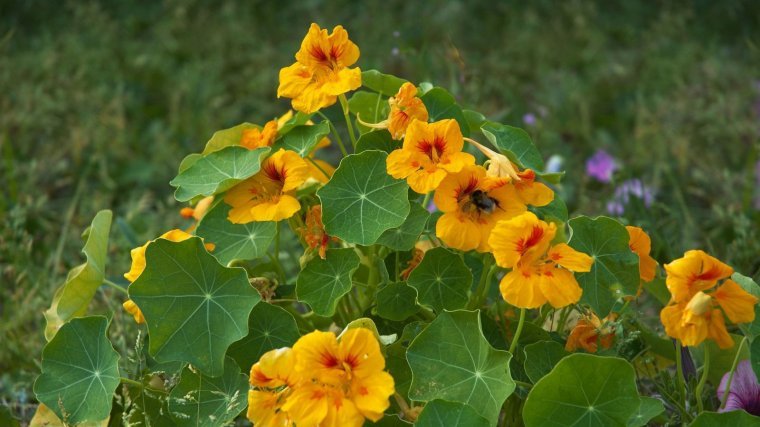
[33,21,760,427]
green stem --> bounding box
[695,345,710,412]
[367,245,380,289]
[508,308,526,355]
[468,256,494,309]
[317,111,349,156]
[556,306,572,333]
[421,191,432,208]
[339,94,358,148]
[120,377,167,394]
[306,157,331,180]
[102,279,128,294]
[514,380,533,389]
[675,341,688,414]
[269,222,286,284]
[720,336,747,410]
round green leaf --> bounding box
[226,302,300,371]
[375,282,420,321]
[168,357,248,426]
[34,316,121,425]
[481,121,544,171]
[129,238,261,376]
[690,411,760,426]
[376,203,430,251]
[420,87,470,136]
[296,248,361,316]
[627,397,664,427]
[361,70,408,96]
[407,248,472,313]
[568,216,640,316]
[415,400,489,427]
[195,200,276,266]
[201,123,257,154]
[523,341,569,384]
[272,122,330,157]
[356,129,399,154]
[407,310,515,424]
[44,210,112,340]
[317,150,410,245]
[170,146,270,202]
[523,354,641,427]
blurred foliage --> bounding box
[1,0,759,421]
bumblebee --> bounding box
[469,190,499,214]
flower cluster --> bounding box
[660,250,757,348]
[246,328,394,427]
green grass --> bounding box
[1,0,759,420]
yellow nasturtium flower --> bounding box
[489,212,593,309]
[278,23,362,114]
[224,149,309,223]
[660,250,757,348]
[122,229,215,324]
[386,119,475,194]
[246,328,395,427]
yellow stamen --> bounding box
[686,291,713,316]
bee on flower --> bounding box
[122,229,215,324]
[246,328,395,427]
[488,212,593,308]
[278,23,362,114]
[432,165,553,252]
[224,149,309,223]
[660,250,757,348]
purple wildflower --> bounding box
[426,200,437,214]
[585,149,618,183]
[717,360,760,416]
[522,113,537,126]
[606,179,655,216]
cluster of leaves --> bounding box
[27,30,760,427]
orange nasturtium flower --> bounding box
[246,328,395,427]
[359,82,429,140]
[224,149,309,223]
[433,165,553,252]
[122,229,215,323]
[565,313,616,353]
[626,226,657,282]
[299,204,335,259]
[660,250,757,348]
[278,23,362,114]
[387,82,429,139]
[386,119,475,194]
[489,212,593,309]
[241,120,279,150]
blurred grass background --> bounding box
[1,0,759,421]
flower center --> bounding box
[686,291,713,316]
